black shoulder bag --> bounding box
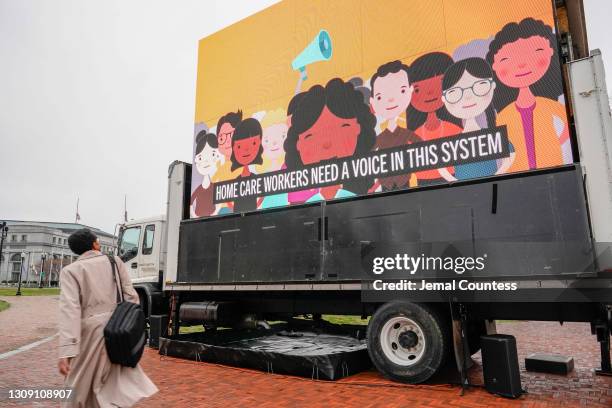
[103,254,146,367]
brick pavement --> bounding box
[0,295,58,353]
[0,315,610,407]
[135,321,612,407]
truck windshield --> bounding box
[118,226,141,261]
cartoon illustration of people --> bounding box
[348,77,371,105]
[284,78,376,202]
[286,92,306,128]
[190,131,221,218]
[255,109,288,173]
[369,60,422,192]
[486,18,570,173]
[191,17,573,220]
[230,118,264,212]
[441,57,515,179]
[213,110,243,183]
[255,109,290,209]
[285,92,319,204]
[407,52,463,186]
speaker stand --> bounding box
[450,302,471,396]
[593,305,612,376]
[595,332,612,376]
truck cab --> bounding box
[117,215,167,317]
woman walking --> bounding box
[58,228,158,407]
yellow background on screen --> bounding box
[194,0,555,126]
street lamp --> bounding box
[0,222,8,284]
[16,251,26,296]
[39,253,47,289]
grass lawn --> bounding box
[0,287,60,296]
[323,315,369,325]
[180,325,204,334]
[0,300,9,312]
[178,315,369,334]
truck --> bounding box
[119,0,612,384]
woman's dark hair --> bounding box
[68,228,98,255]
[284,78,376,194]
[442,57,496,128]
[486,18,562,112]
[348,76,371,105]
[406,52,461,131]
[287,92,307,117]
[230,118,264,171]
[195,131,218,155]
[216,110,243,135]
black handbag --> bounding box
[103,254,146,368]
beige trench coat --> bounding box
[58,250,158,407]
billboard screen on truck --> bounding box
[189,0,571,219]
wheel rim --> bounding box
[379,316,426,366]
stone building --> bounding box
[0,220,116,285]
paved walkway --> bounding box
[0,296,610,407]
[136,321,612,407]
[0,295,58,353]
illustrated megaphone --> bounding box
[291,30,332,81]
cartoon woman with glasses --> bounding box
[442,57,515,180]
[486,18,569,173]
[213,110,243,184]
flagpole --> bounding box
[75,197,81,224]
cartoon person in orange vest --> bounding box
[486,18,570,172]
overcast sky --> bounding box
[0,0,610,234]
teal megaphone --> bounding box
[291,30,332,81]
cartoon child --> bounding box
[230,118,264,212]
[249,109,292,209]
[212,110,243,183]
[255,109,288,173]
[407,52,463,186]
[190,131,221,218]
[486,18,569,173]
[442,57,515,180]
[284,78,376,202]
[369,60,422,192]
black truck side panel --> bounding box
[178,204,323,283]
[178,166,592,284]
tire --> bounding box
[367,301,450,384]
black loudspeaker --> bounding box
[149,314,169,349]
[480,334,523,398]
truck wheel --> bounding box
[367,301,449,384]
